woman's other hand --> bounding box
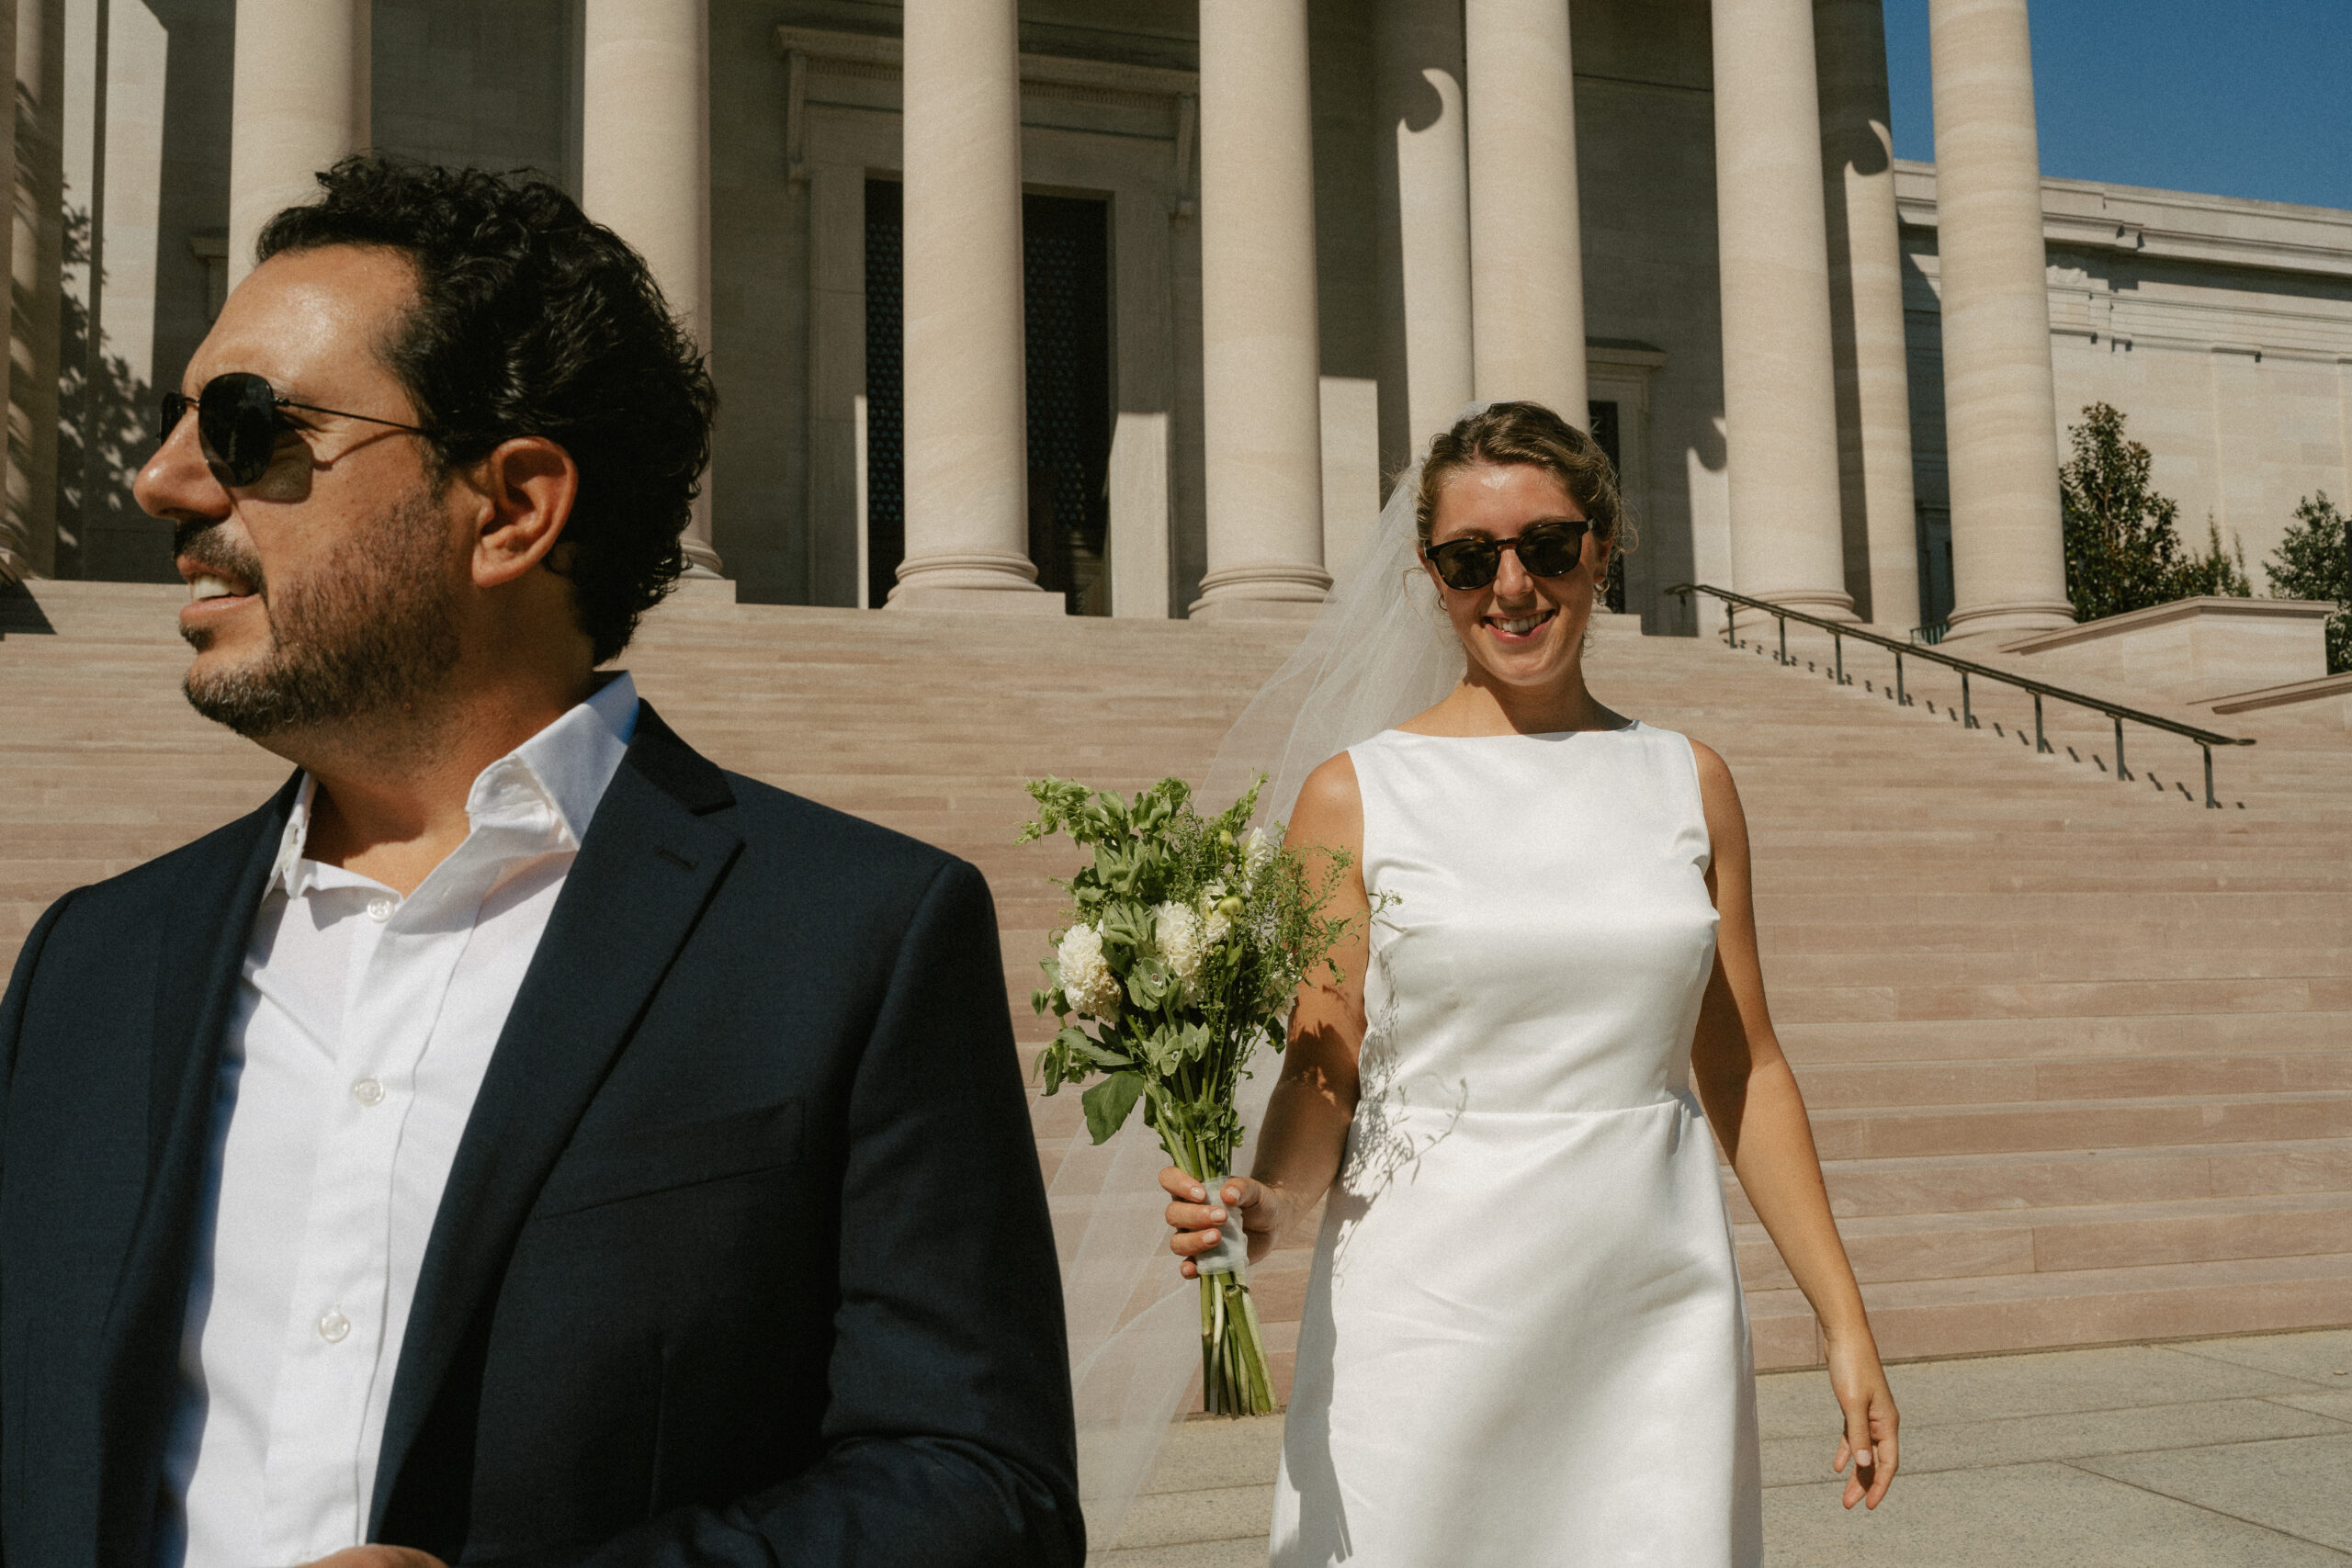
[1159,1166,1286,1277]
[1826,1329,1900,1510]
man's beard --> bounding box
[180,489,462,740]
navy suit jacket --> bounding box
[0,705,1082,1567]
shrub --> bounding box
[2176,516,2253,599]
[2267,493,2351,674]
[2060,403,2187,622]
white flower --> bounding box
[1197,889,1234,946]
[1057,922,1123,1019]
[1154,900,1211,987]
[1241,827,1276,881]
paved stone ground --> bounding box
[1097,1328,2352,1565]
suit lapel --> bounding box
[370,707,740,1544]
[95,774,300,1567]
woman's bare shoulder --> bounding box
[1285,751,1364,854]
[1685,736,1736,795]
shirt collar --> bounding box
[266,672,640,898]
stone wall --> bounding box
[1899,161,2352,625]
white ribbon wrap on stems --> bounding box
[1190,1172,1249,1278]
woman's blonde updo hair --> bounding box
[1412,400,1631,555]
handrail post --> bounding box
[2202,744,2217,808]
[1894,649,1907,705]
[2033,692,2051,753]
[1777,614,1787,667]
[2113,716,2132,781]
[1726,603,1736,649]
[1962,671,1976,728]
[1833,630,1845,685]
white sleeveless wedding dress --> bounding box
[1271,722,1762,1567]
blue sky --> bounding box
[1882,1,2352,211]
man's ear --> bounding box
[466,436,580,589]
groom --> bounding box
[0,158,1080,1567]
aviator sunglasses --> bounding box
[1422,520,1593,592]
[158,370,433,487]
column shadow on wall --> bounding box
[55,200,166,581]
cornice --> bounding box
[770,25,1199,103]
[1894,159,2352,281]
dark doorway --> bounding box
[861,183,1114,613]
[1588,400,1626,614]
[1022,194,1112,614]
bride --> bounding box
[1162,400,1899,1564]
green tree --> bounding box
[2267,492,2351,674]
[2175,516,2252,599]
[2060,402,2187,621]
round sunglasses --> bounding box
[1422,520,1592,591]
[158,370,433,487]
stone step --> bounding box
[1727,1139,2352,1223]
[1732,1190,2352,1292]
[1746,1251,2352,1370]
[1806,1090,2352,1162]
[7,577,2347,1403]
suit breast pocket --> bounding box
[531,1100,806,1220]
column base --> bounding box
[1943,597,2076,643]
[681,540,726,579]
[888,550,1062,614]
[1741,585,1859,623]
[1187,561,1332,619]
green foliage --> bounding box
[1020,773,1359,1186]
[2061,403,2187,622]
[2176,517,2253,600]
[2267,492,2352,673]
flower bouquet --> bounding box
[1023,774,1356,1416]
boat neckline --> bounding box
[1377,719,1645,741]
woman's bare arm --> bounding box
[1162,753,1370,1273]
[1687,740,1900,1510]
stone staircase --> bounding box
[4,580,2347,1393]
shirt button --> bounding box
[351,1077,386,1107]
[317,1310,351,1344]
[367,896,394,921]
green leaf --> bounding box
[1126,954,1176,1010]
[1081,1070,1146,1144]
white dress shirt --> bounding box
[155,674,639,1568]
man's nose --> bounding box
[134,406,231,525]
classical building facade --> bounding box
[5,0,2349,640]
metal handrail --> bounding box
[1666,582,2256,809]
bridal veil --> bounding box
[1049,412,1474,1547]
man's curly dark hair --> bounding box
[256,155,717,665]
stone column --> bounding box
[228,0,368,288]
[1712,0,1854,617]
[1375,0,1473,457]
[1192,0,1329,617]
[1464,0,1586,422]
[580,0,722,577]
[0,0,25,581]
[1928,0,2072,637]
[6,0,64,580]
[888,0,1050,610]
[1816,0,1921,630]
